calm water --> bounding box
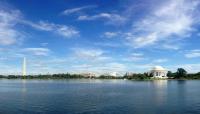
[0,79,200,114]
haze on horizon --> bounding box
[0,0,200,75]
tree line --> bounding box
[0,68,200,80]
[167,68,200,79]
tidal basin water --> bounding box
[0,79,200,114]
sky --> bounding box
[0,0,200,75]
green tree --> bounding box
[175,68,187,79]
[167,71,173,77]
[144,72,149,77]
[149,72,154,77]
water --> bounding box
[0,79,200,114]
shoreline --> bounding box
[0,78,199,80]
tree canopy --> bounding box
[175,68,187,79]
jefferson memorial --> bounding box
[150,66,168,78]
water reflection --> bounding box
[21,80,27,93]
[177,80,186,85]
[177,80,187,104]
[151,80,168,106]
[20,80,28,113]
[165,80,187,113]
[152,80,168,89]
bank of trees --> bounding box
[0,73,150,80]
[123,72,151,80]
[167,68,200,79]
[0,68,200,80]
[0,73,86,79]
[98,75,123,79]
[167,68,187,79]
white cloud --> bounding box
[78,13,127,25]
[56,25,79,38]
[94,42,121,47]
[130,33,158,47]
[123,52,146,62]
[104,32,119,38]
[71,62,126,75]
[0,10,23,45]
[62,5,96,15]
[22,21,79,38]
[162,44,180,50]
[185,50,200,58]
[102,62,126,72]
[128,0,199,48]
[22,48,50,56]
[131,53,143,56]
[67,48,130,74]
[73,48,104,60]
[72,64,92,69]
[24,57,75,74]
[73,49,111,62]
[0,7,79,46]
[153,58,168,63]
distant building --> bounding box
[81,73,96,77]
[109,72,117,77]
[102,72,118,77]
[125,72,134,76]
[150,66,167,78]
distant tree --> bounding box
[167,71,173,77]
[195,72,200,76]
[144,72,149,77]
[149,72,154,77]
[124,72,128,77]
[0,75,4,78]
[175,68,187,79]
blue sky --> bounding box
[0,0,200,75]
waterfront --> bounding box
[0,79,200,114]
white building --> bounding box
[110,72,117,77]
[103,72,118,77]
[150,66,167,78]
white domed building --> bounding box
[150,66,168,78]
